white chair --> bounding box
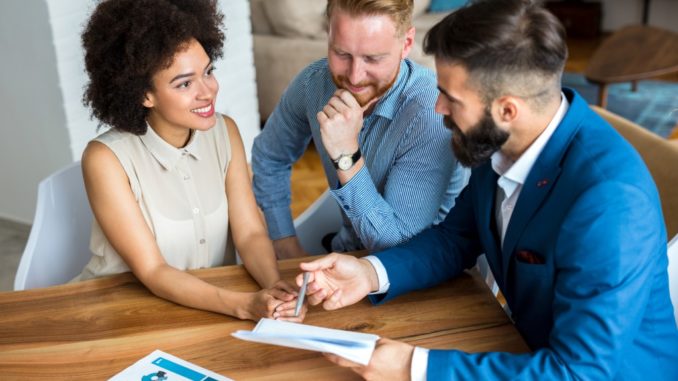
[293,190,343,255]
[475,254,500,296]
[14,161,93,290]
[668,233,678,326]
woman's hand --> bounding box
[239,286,307,322]
[270,279,307,322]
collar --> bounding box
[368,59,411,120]
[139,123,201,170]
[491,92,569,193]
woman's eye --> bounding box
[177,81,191,89]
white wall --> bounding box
[0,0,260,224]
[215,0,261,159]
[0,0,72,224]
[600,0,678,32]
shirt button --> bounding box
[193,208,200,214]
[199,239,206,244]
[184,175,190,180]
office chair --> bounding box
[592,106,678,238]
[668,234,678,326]
[475,254,500,297]
[14,161,94,290]
[293,190,343,255]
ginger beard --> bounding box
[331,68,399,107]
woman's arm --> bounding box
[224,116,286,288]
[223,116,306,320]
[82,141,286,321]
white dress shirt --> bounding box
[365,93,569,380]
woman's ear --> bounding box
[142,93,154,109]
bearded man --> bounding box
[297,0,678,379]
[251,0,469,259]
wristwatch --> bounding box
[332,149,362,171]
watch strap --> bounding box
[332,148,362,170]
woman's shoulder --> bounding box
[90,127,137,148]
[203,113,235,169]
[84,128,139,172]
[215,112,235,134]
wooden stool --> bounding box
[585,25,678,108]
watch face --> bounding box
[338,155,353,170]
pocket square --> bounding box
[515,250,545,264]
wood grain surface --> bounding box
[0,254,528,380]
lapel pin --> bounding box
[537,179,549,187]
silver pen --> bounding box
[295,272,310,317]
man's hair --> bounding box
[82,0,224,135]
[424,0,568,109]
[326,0,414,36]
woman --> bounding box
[76,0,304,322]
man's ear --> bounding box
[401,26,415,59]
[142,93,154,109]
[493,96,519,124]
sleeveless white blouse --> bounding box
[76,114,235,280]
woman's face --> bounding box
[143,38,219,144]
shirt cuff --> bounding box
[411,347,429,381]
[363,255,390,294]
[330,166,379,219]
[262,206,296,240]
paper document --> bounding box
[109,349,232,381]
[232,318,379,365]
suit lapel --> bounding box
[500,88,587,282]
[476,165,504,285]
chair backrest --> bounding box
[293,190,343,255]
[592,106,678,239]
[14,161,94,290]
[668,234,678,326]
[475,254,500,296]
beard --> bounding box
[331,70,398,107]
[444,108,510,168]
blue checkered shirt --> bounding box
[252,58,469,251]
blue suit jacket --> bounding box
[371,89,678,380]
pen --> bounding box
[295,272,310,317]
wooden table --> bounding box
[0,255,528,380]
[585,25,678,108]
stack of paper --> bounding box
[232,318,379,365]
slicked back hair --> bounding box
[424,0,568,109]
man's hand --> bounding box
[296,253,378,310]
[273,236,309,260]
[324,338,414,381]
[316,90,364,160]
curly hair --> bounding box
[82,0,225,135]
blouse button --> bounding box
[193,208,200,214]
[199,239,206,244]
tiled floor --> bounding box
[0,219,29,291]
